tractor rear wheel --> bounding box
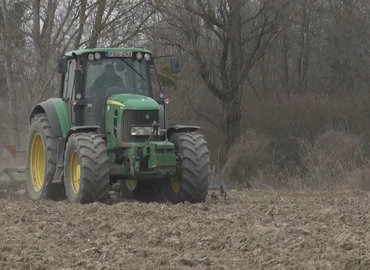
[64,133,110,203]
[165,132,210,203]
[26,113,66,201]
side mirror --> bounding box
[58,57,67,73]
[170,57,181,73]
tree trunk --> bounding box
[0,0,20,147]
[298,1,310,93]
[41,0,57,49]
[224,97,242,148]
[74,0,87,49]
[282,34,290,93]
[32,0,40,56]
[225,0,243,147]
[88,0,106,48]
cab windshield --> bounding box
[84,57,152,127]
[85,58,151,98]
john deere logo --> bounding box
[145,114,150,120]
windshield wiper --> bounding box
[120,59,146,82]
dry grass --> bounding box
[218,127,370,191]
[297,129,366,190]
[217,129,274,189]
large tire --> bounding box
[64,133,110,203]
[26,113,66,201]
[165,132,210,203]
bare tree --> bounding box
[149,0,292,148]
[0,0,25,146]
[0,0,155,148]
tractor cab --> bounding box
[84,53,153,128]
[58,48,155,130]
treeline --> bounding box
[1,0,370,188]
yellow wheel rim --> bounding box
[125,180,137,192]
[70,151,81,194]
[170,176,181,194]
[30,133,45,192]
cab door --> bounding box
[62,59,76,125]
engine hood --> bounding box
[106,94,159,110]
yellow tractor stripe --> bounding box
[106,100,124,107]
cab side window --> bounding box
[63,59,76,98]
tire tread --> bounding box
[65,132,110,203]
[169,132,210,203]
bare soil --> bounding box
[1,190,370,270]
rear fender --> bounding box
[30,99,70,182]
[30,98,70,138]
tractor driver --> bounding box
[90,64,125,98]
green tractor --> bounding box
[26,48,210,204]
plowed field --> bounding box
[1,190,370,270]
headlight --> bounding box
[136,52,143,60]
[131,126,152,136]
[88,54,94,61]
[144,53,151,61]
[94,52,101,60]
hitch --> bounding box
[147,121,160,143]
[208,183,227,200]
[0,167,26,192]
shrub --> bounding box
[217,129,273,188]
[217,128,367,191]
[298,129,366,190]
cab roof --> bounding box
[65,47,151,57]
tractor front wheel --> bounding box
[64,133,110,203]
[165,132,210,203]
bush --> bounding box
[298,129,366,190]
[217,128,368,191]
[217,129,274,188]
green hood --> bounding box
[107,94,159,110]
